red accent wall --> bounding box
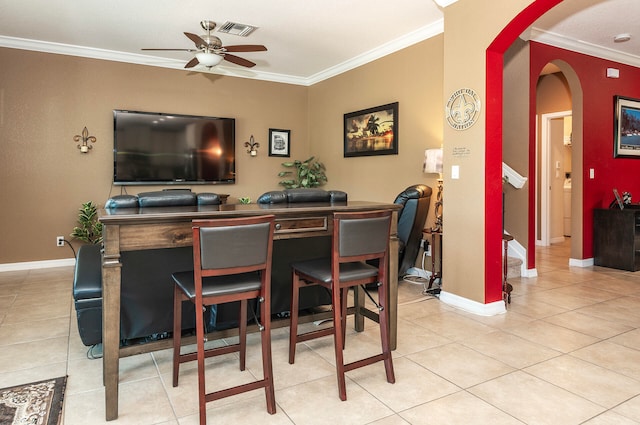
[530,42,640,259]
[485,0,563,303]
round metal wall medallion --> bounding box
[445,88,481,130]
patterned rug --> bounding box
[0,376,66,425]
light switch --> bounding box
[451,165,460,179]
[590,168,595,179]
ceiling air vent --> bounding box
[218,21,257,37]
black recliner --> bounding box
[394,184,432,276]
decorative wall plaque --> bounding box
[445,88,481,130]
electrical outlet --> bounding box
[56,236,65,247]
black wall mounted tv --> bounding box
[113,110,236,185]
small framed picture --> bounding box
[268,129,290,157]
[614,95,640,158]
[344,102,398,157]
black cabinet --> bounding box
[593,208,640,271]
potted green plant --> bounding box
[278,156,327,189]
[71,201,103,244]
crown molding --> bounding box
[433,0,458,7]
[0,35,311,85]
[528,27,640,69]
[306,19,444,85]
[0,19,444,87]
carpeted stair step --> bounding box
[504,256,522,279]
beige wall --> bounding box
[442,0,534,303]
[0,36,445,265]
[0,47,309,263]
[308,36,445,205]
[503,38,531,246]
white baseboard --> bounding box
[439,291,506,316]
[570,257,593,267]
[0,258,76,272]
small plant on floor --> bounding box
[278,156,327,188]
[71,201,103,244]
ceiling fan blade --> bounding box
[184,57,199,68]
[141,48,196,52]
[184,32,206,47]
[223,45,267,53]
[223,54,256,68]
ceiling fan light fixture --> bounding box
[196,52,223,67]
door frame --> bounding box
[537,110,571,246]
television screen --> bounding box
[113,110,236,185]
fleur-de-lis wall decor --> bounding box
[74,127,97,153]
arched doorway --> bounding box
[533,60,584,271]
[485,0,564,303]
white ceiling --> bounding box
[0,0,638,86]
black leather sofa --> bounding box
[72,188,346,347]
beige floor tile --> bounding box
[508,296,569,319]
[276,376,393,425]
[541,310,633,339]
[0,362,67,388]
[406,311,496,342]
[63,378,175,425]
[525,355,640,408]
[0,240,638,424]
[505,320,599,353]
[571,341,640,381]
[0,336,68,373]
[469,371,605,425]
[574,303,640,328]
[407,342,514,388]
[161,352,266,418]
[612,395,640,422]
[455,308,535,331]
[367,415,411,425]
[582,410,640,425]
[0,316,70,345]
[461,330,561,369]
[582,277,640,296]
[118,353,161,382]
[391,317,452,356]
[348,356,460,412]
[524,290,600,310]
[548,283,621,302]
[177,394,294,425]
[396,296,454,321]
[233,327,337,391]
[2,298,71,324]
[608,328,640,350]
[66,355,104,395]
[400,390,524,425]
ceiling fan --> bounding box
[142,20,267,69]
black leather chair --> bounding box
[394,184,432,276]
[73,244,103,346]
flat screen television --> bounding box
[113,110,236,185]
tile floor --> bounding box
[1,241,640,424]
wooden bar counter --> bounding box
[99,200,401,420]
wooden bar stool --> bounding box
[172,215,276,425]
[288,210,395,401]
